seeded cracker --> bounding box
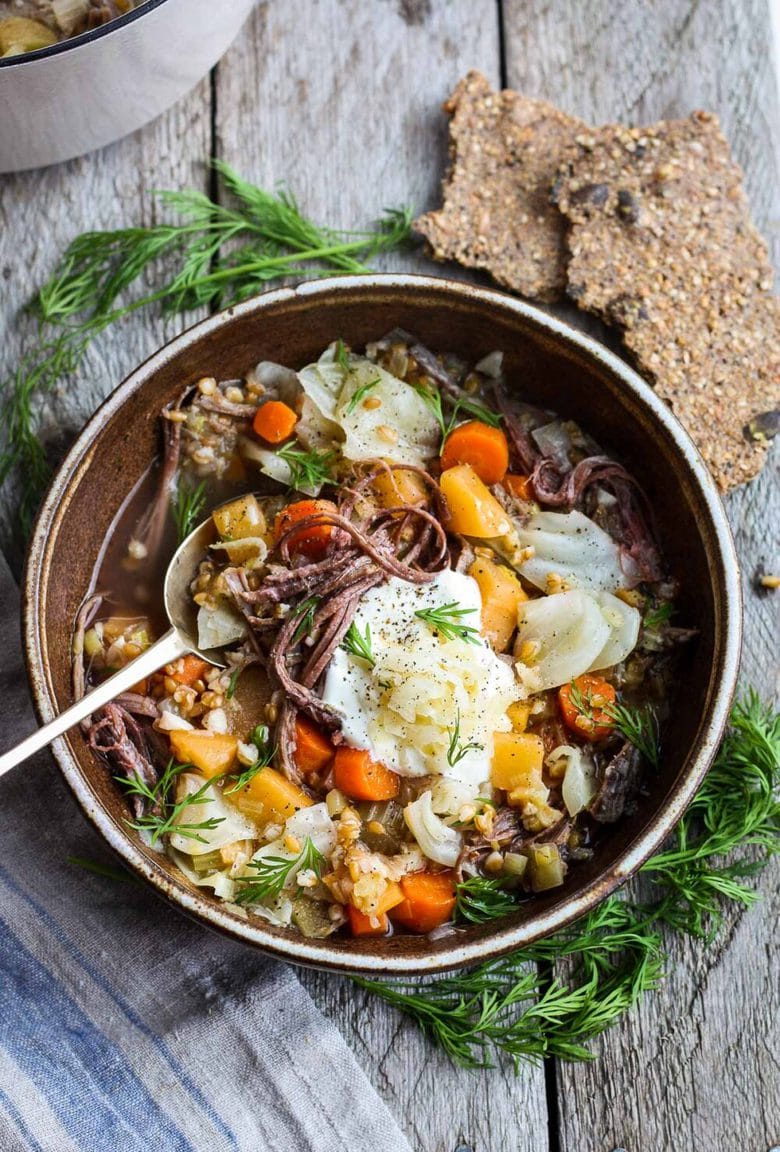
[415,71,589,302]
[553,111,779,490]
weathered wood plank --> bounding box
[215,5,550,1151]
[503,2,780,1148]
[0,83,213,570]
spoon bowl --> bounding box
[0,515,223,781]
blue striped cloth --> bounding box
[0,552,412,1152]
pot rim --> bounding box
[0,0,167,69]
[23,273,742,974]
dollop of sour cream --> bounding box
[322,569,522,790]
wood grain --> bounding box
[0,2,776,1150]
[0,82,213,571]
[214,4,549,1151]
[503,3,780,1149]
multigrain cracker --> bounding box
[552,111,779,489]
[415,71,589,302]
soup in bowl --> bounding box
[24,275,741,973]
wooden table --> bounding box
[1,3,777,1149]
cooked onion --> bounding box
[404,790,462,866]
[515,590,611,692]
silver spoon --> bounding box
[0,517,224,781]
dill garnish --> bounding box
[1,163,413,533]
[225,725,276,793]
[644,601,674,631]
[344,377,380,415]
[455,875,518,924]
[605,700,660,768]
[225,664,241,700]
[446,709,483,767]
[341,621,375,666]
[334,338,351,374]
[411,382,502,447]
[415,602,481,645]
[171,477,206,544]
[276,443,337,492]
[355,694,779,1069]
[291,596,320,644]
[119,758,225,846]
[570,679,660,768]
[234,837,326,905]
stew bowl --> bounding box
[23,274,742,974]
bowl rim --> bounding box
[23,273,743,974]
[0,0,167,69]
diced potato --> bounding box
[375,881,405,915]
[507,701,531,733]
[492,732,545,792]
[229,765,313,825]
[168,730,238,777]
[0,17,57,56]
[212,494,266,541]
[440,464,513,538]
[372,466,429,509]
[468,555,527,651]
[526,844,566,892]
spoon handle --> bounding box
[0,629,188,781]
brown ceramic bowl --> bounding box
[23,275,741,974]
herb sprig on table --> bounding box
[0,161,414,532]
[354,694,780,1069]
[72,694,778,1069]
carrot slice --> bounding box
[171,655,210,687]
[252,400,298,445]
[274,498,337,560]
[558,674,617,742]
[503,473,533,501]
[293,716,335,776]
[440,421,509,485]
[389,871,456,934]
[333,747,400,801]
[347,907,390,937]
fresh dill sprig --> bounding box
[410,382,502,446]
[225,664,242,700]
[120,758,225,846]
[225,725,276,793]
[450,395,503,431]
[569,679,660,768]
[277,443,337,491]
[355,694,779,1069]
[234,836,325,905]
[415,601,481,645]
[291,596,320,644]
[1,163,413,534]
[455,876,518,925]
[334,338,351,374]
[605,700,660,768]
[171,477,207,544]
[342,621,375,666]
[644,600,674,631]
[447,709,483,767]
[344,376,380,415]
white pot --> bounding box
[0,0,256,173]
